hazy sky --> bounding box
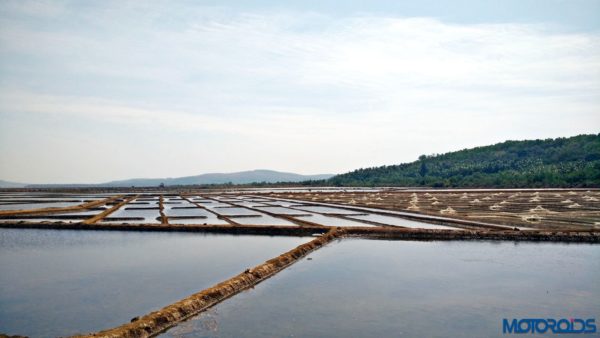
[1,0,599,183]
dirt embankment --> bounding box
[158,195,168,224]
[0,222,597,242]
[0,222,330,236]
[83,195,138,224]
[74,228,342,338]
[344,227,600,242]
[0,195,126,217]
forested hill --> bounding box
[329,134,600,188]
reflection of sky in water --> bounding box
[211,208,262,216]
[52,209,107,216]
[0,202,84,211]
[110,208,160,218]
[254,206,311,215]
[348,214,461,230]
[229,215,296,226]
[164,208,209,217]
[162,240,600,338]
[293,205,367,215]
[232,201,269,208]
[168,217,229,225]
[0,229,311,338]
[293,214,375,227]
[0,218,83,223]
[204,203,236,208]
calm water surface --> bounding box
[162,239,600,338]
[0,229,310,337]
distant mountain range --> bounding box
[0,179,28,188]
[4,134,599,189]
[0,170,334,188]
[99,170,333,187]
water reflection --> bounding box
[0,229,310,338]
[162,239,600,338]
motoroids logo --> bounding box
[503,318,596,334]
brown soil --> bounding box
[262,190,600,230]
[83,196,138,224]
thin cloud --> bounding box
[0,3,599,182]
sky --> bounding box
[0,0,599,184]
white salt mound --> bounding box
[440,206,456,215]
[529,205,550,213]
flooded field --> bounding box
[0,228,311,337]
[0,189,598,337]
[162,239,600,338]
[0,191,469,229]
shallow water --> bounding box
[204,203,236,208]
[229,215,296,226]
[231,201,269,208]
[0,202,84,211]
[293,205,368,215]
[0,218,84,223]
[52,208,108,216]
[163,201,196,209]
[293,214,375,227]
[0,229,310,338]
[167,217,229,225]
[254,206,312,215]
[107,208,161,223]
[162,240,600,338]
[347,214,461,230]
[210,207,262,216]
[267,197,524,230]
[164,207,210,218]
[190,199,215,203]
[260,201,294,207]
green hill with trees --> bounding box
[328,134,600,188]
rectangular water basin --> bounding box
[254,206,313,216]
[293,205,368,215]
[211,208,262,216]
[0,202,84,211]
[104,208,161,224]
[161,240,600,338]
[347,214,462,230]
[228,215,296,226]
[165,207,213,218]
[0,229,311,338]
[292,214,375,227]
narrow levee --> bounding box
[73,228,342,338]
[159,238,600,338]
[83,195,138,224]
